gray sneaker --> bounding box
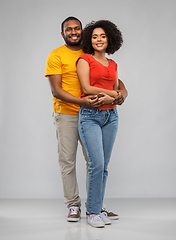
[87,214,105,228]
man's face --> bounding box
[62,20,82,46]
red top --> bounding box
[76,53,118,110]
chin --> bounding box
[66,39,81,46]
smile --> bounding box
[69,35,80,40]
[96,43,103,47]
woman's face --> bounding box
[91,28,108,53]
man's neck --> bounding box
[65,44,82,51]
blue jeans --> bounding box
[78,107,118,214]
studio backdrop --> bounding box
[0,0,176,199]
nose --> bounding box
[97,36,101,41]
[71,29,76,34]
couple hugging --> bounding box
[45,16,127,228]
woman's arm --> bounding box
[77,58,118,98]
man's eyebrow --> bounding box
[66,26,80,29]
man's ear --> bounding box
[61,32,64,38]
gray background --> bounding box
[0,0,175,199]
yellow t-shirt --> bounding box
[45,45,83,115]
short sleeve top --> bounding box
[76,53,118,110]
[45,45,83,115]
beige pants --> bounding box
[53,112,87,208]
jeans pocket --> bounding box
[80,107,99,118]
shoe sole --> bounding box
[88,222,105,228]
[108,216,119,220]
[100,217,111,225]
[87,214,118,221]
[67,217,81,222]
[104,221,111,225]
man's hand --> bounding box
[81,95,104,108]
[112,90,126,105]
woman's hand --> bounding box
[81,95,104,108]
[98,93,115,104]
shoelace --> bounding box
[102,205,111,213]
[69,206,79,215]
[100,211,108,217]
[90,214,102,221]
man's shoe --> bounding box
[101,205,119,220]
[67,206,81,222]
[100,212,111,225]
[87,214,105,228]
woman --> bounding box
[76,20,125,228]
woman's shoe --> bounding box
[87,214,105,228]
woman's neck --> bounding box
[92,51,109,66]
[92,51,106,60]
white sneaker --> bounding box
[87,214,105,228]
[100,212,111,225]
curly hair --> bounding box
[82,20,123,54]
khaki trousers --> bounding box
[53,112,87,208]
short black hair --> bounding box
[82,20,123,54]
[61,16,82,32]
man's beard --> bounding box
[64,35,82,46]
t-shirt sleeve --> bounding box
[110,59,118,71]
[45,51,62,77]
[115,62,118,71]
[76,53,91,66]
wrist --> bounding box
[104,96,114,104]
[76,97,84,106]
[112,90,118,98]
[76,97,86,107]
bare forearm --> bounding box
[51,87,82,105]
[51,85,103,108]
[121,89,128,99]
[48,75,103,108]
[48,75,82,105]
[112,79,128,105]
[83,85,117,98]
[118,79,128,99]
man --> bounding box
[45,16,127,222]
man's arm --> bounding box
[113,79,128,105]
[48,74,103,108]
